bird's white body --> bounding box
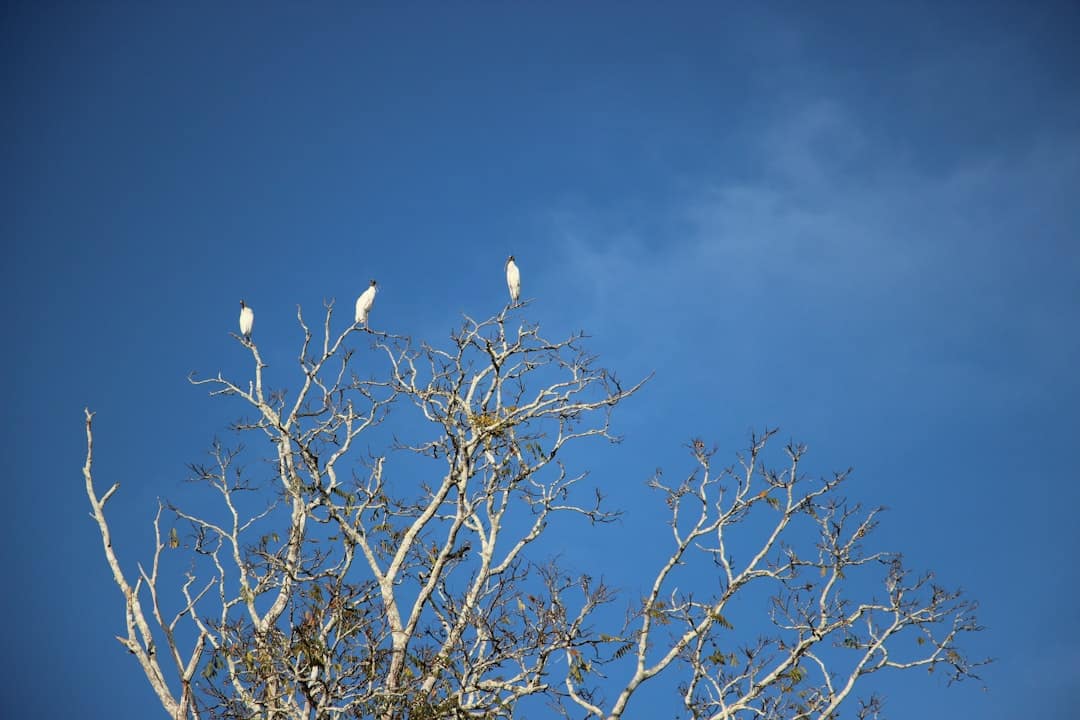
[239,301,254,338]
[506,256,520,303]
[355,280,377,326]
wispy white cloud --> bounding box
[540,98,1080,414]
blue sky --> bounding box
[3,1,1079,717]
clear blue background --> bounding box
[3,2,1078,717]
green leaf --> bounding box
[707,650,727,666]
[710,612,734,630]
[201,652,222,680]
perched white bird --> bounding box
[355,280,378,326]
[239,300,254,339]
[505,255,520,304]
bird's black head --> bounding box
[240,300,246,308]
[370,279,377,287]
[507,255,515,263]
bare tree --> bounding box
[83,303,986,720]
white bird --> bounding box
[239,300,254,339]
[505,255,520,304]
[355,280,377,326]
